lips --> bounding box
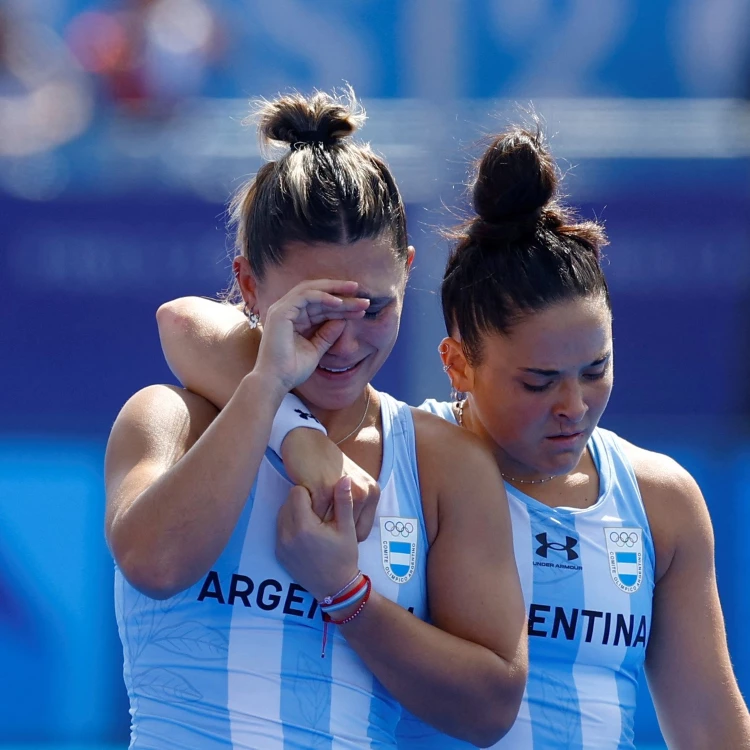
[545,431,586,447]
[315,358,366,380]
[319,364,357,373]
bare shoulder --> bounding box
[105,384,218,489]
[411,407,506,542]
[620,438,713,580]
[411,406,499,474]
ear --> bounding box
[406,245,416,270]
[233,256,259,310]
[438,336,474,394]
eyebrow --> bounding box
[520,352,611,377]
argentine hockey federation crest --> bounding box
[380,517,418,584]
[605,527,644,593]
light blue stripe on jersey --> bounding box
[117,483,257,749]
[261,449,335,750]
[280,620,334,750]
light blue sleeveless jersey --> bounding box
[115,391,429,749]
[398,400,655,750]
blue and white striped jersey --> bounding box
[115,391,429,749]
[399,400,655,750]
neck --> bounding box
[495,448,560,485]
[300,386,374,444]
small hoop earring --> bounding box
[442,364,451,373]
[450,386,465,403]
[438,343,449,355]
[243,303,260,330]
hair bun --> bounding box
[468,209,543,245]
[255,88,365,151]
[472,125,557,230]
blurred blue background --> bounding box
[1,0,749,747]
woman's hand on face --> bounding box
[254,280,369,393]
[276,476,360,602]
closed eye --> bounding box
[523,382,552,393]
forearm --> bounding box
[112,373,284,598]
[339,591,524,747]
[657,688,750,749]
[661,713,750,750]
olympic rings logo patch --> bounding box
[380,517,418,584]
[383,520,414,538]
[608,531,639,548]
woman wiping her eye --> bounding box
[105,88,527,749]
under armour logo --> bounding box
[294,408,320,424]
[535,533,579,561]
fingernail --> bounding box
[342,476,352,492]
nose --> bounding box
[325,320,359,359]
[554,381,588,425]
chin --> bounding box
[296,380,365,413]
[549,449,588,476]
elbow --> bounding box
[156,297,196,341]
[462,709,518,749]
[465,660,527,747]
[156,297,201,385]
[127,570,183,601]
[110,530,186,601]
[478,712,520,748]
[120,552,185,600]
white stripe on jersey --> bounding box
[572,509,626,749]
[228,461,287,749]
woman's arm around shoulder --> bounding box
[413,409,527,674]
[624,441,750,749]
[406,409,528,741]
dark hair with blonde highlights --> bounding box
[229,88,408,289]
[441,123,610,366]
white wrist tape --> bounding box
[268,393,327,456]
